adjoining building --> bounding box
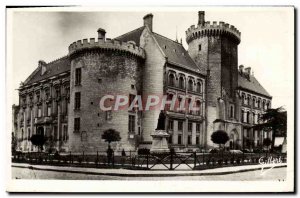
[13,11,272,153]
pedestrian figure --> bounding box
[121,149,126,166]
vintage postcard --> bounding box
[6,6,294,192]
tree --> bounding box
[211,130,229,148]
[263,138,272,152]
[253,107,287,152]
[30,134,47,152]
[101,129,121,149]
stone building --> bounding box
[13,11,271,153]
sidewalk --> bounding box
[12,162,287,177]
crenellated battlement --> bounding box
[68,38,145,59]
[185,21,241,44]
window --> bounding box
[74,118,80,132]
[166,94,173,111]
[196,136,200,145]
[75,92,81,109]
[258,99,261,108]
[177,97,183,112]
[188,135,191,145]
[196,82,202,93]
[188,79,193,91]
[199,44,201,51]
[196,123,200,133]
[179,76,185,89]
[27,128,31,139]
[129,94,136,110]
[253,112,256,124]
[168,120,173,130]
[128,115,135,133]
[106,110,112,120]
[262,100,266,110]
[196,101,201,115]
[178,121,183,131]
[247,96,251,105]
[230,105,234,118]
[131,84,135,89]
[188,98,192,114]
[241,110,244,122]
[178,134,182,145]
[188,122,192,132]
[266,102,270,109]
[168,135,172,144]
[246,111,250,123]
[75,68,81,85]
[253,98,256,107]
[63,125,68,141]
[47,105,51,116]
[168,74,175,87]
[38,106,42,117]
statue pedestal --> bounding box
[150,130,170,153]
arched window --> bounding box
[246,111,250,123]
[230,105,234,118]
[247,95,251,105]
[168,73,175,87]
[241,110,244,122]
[196,100,201,115]
[179,76,185,89]
[253,112,256,124]
[166,94,173,111]
[266,102,270,109]
[253,97,256,107]
[242,94,246,105]
[188,79,193,91]
[196,82,202,93]
[262,100,266,110]
[257,99,261,108]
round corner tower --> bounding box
[186,11,241,148]
[68,29,145,153]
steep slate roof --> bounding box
[238,73,271,98]
[115,27,204,75]
[114,26,145,46]
[152,33,205,75]
[23,56,70,86]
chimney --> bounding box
[143,13,153,32]
[198,11,205,26]
[244,67,251,76]
[97,28,106,40]
[238,65,244,74]
[39,60,47,75]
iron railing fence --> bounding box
[12,150,287,170]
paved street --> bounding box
[12,166,286,181]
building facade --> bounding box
[13,11,272,153]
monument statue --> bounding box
[150,110,170,153]
[155,110,166,130]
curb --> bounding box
[12,164,287,177]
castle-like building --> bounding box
[13,11,272,153]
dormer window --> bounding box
[168,73,175,87]
[179,76,185,89]
[188,79,193,91]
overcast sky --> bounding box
[9,7,294,109]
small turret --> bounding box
[198,11,205,26]
[97,28,106,40]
